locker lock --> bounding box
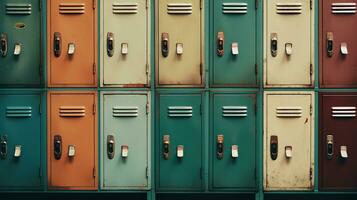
[107,32,114,57]
[326,135,334,159]
[54,135,62,160]
[231,145,238,158]
[285,146,292,159]
[217,32,224,57]
[271,33,278,57]
[217,134,224,160]
[121,43,128,55]
[232,42,239,55]
[14,145,22,158]
[340,146,348,159]
[0,33,8,57]
[285,43,293,56]
[54,32,62,57]
[107,135,115,159]
[68,145,75,158]
[176,43,183,55]
[177,145,184,158]
[163,135,170,160]
[161,33,169,57]
[270,135,278,160]
[14,43,22,56]
[121,145,129,158]
[0,135,7,159]
[340,43,348,55]
[67,43,75,56]
[327,32,333,57]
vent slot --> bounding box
[332,3,356,14]
[167,3,192,14]
[168,106,192,117]
[59,106,85,117]
[222,3,248,14]
[6,4,32,15]
[332,106,356,118]
[276,106,302,118]
[113,106,139,117]
[59,3,85,14]
[113,3,138,14]
[276,3,302,14]
[6,107,32,118]
[222,106,247,117]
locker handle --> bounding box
[163,135,170,160]
[326,135,334,159]
[271,33,278,57]
[285,43,293,56]
[54,32,62,57]
[107,135,115,159]
[327,32,333,57]
[54,135,62,160]
[217,32,224,57]
[341,43,348,55]
[340,146,348,159]
[14,43,21,56]
[1,33,8,57]
[0,136,7,159]
[161,33,169,57]
[217,134,224,160]
[270,135,278,160]
[107,32,114,57]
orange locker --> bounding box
[47,91,98,190]
[47,0,98,87]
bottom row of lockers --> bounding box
[0,91,356,191]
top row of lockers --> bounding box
[1,0,356,88]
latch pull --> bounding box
[54,135,62,160]
[231,145,238,158]
[177,145,184,158]
[14,145,22,158]
[271,33,278,57]
[176,43,183,55]
[327,32,333,57]
[67,43,75,55]
[14,43,21,56]
[107,135,115,159]
[285,43,293,56]
[327,135,334,159]
[54,32,62,57]
[68,145,75,157]
[217,134,224,159]
[0,33,8,57]
[217,32,224,57]
[270,135,278,160]
[107,32,114,57]
[121,43,128,55]
[121,145,129,158]
[340,146,348,158]
[161,33,169,57]
[0,136,7,159]
[285,146,292,158]
[163,135,170,160]
[232,42,239,55]
[341,43,348,55]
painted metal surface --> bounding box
[211,0,257,87]
[319,93,357,190]
[264,91,314,190]
[47,91,97,190]
[101,92,150,189]
[101,0,150,87]
[264,0,314,87]
[210,93,256,190]
[319,0,357,87]
[47,0,97,87]
[0,0,41,86]
[156,0,203,87]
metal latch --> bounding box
[161,33,169,57]
[327,32,333,57]
[231,145,238,158]
[341,43,348,55]
[271,33,278,57]
[285,146,292,158]
[270,135,278,160]
[217,32,224,57]
[232,42,239,55]
[327,135,334,159]
[14,145,22,158]
[54,32,62,57]
[340,146,348,158]
[0,135,7,159]
[285,43,293,56]
[14,43,22,56]
[68,43,75,55]
[121,145,129,158]
[217,134,224,159]
[176,43,183,55]
[121,43,128,55]
[163,135,170,160]
[0,33,8,57]
[68,145,75,157]
[107,135,115,159]
[107,32,114,57]
[177,145,184,158]
[54,135,62,160]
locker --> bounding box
[157,93,203,191]
[101,92,150,190]
[47,0,97,87]
[264,0,314,87]
[0,0,41,86]
[211,0,257,87]
[319,93,357,190]
[319,0,357,87]
[48,91,97,190]
[0,93,43,190]
[101,0,150,87]
[210,93,256,190]
[264,92,314,190]
[156,0,203,87]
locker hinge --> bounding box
[254,167,257,180]
[310,104,313,116]
[146,0,149,8]
[93,0,96,9]
[146,103,149,114]
[146,63,149,74]
[93,167,96,178]
[93,63,96,75]
[310,0,313,10]
[310,167,313,180]
[200,0,203,9]
[39,103,42,114]
[39,168,42,177]
[200,104,203,115]
[200,167,203,179]
[93,103,96,115]
[255,0,259,9]
[39,64,42,78]
[310,64,313,76]
[146,167,149,178]
[39,0,42,11]
[255,64,258,76]
[200,63,203,75]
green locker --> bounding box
[210,92,256,190]
[0,0,42,87]
[157,92,203,191]
[101,92,150,190]
[211,0,257,87]
[0,92,43,190]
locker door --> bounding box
[0,0,41,86]
[48,92,97,190]
[48,0,97,87]
[320,0,357,87]
[212,0,257,86]
[157,93,203,190]
[102,0,149,87]
[264,92,314,190]
[265,0,313,87]
[157,0,203,86]
[102,93,149,189]
[320,93,357,190]
[211,93,256,190]
[0,94,41,189]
